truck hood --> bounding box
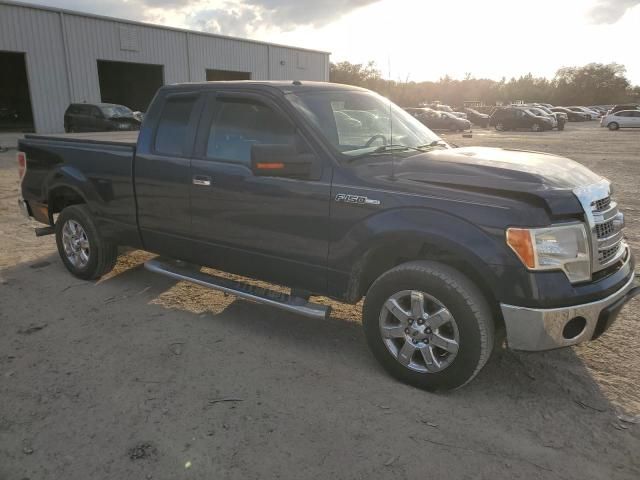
[397,146,602,190]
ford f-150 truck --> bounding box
[17,81,639,391]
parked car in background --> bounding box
[490,107,553,131]
[565,107,599,120]
[534,105,568,128]
[601,110,640,130]
[550,107,589,122]
[406,108,471,131]
[522,107,564,130]
[64,103,141,132]
[608,104,640,115]
[428,104,467,119]
[464,108,490,128]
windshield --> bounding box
[101,105,133,118]
[287,90,443,158]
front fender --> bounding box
[327,207,519,302]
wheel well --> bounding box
[355,240,504,332]
[48,186,86,222]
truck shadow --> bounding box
[3,249,639,479]
[2,250,637,421]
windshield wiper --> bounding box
[416,140,448,149]
[346,144,426,162]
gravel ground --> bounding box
[1,122,639,480]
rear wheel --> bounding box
[531,122,542,132]
[495,122,505,131]
[362,261,495,391]
[608,122,619,131]
[55,205,118,280]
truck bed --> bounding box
[24,131,139,147]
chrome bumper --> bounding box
[501,273,639,351]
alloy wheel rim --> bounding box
[379,290,460,373]
[62,219,90,268]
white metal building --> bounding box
[0,0,330,133]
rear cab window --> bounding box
[154,94,200,156]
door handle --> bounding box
[192,175,212,186]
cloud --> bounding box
[186,0,379,36]
[587,0,640,24]
[188,4,260,37]
[22,0,380,37]
[248,0,378,28]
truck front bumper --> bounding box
[501,272,639,351]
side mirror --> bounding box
[250,144,314,178]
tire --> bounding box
[55,204,118,280]
[531,122,541,132]
[608,122,619,131]
[495,122,505,131]
[362,261,495,391]
[558,123,565,131]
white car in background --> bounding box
[601,110,640,130]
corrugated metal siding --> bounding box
[187,33,269,81]
[0,1,329,133]
[0,4,70,133]
[267,46,328,81]
[63,14,190,103]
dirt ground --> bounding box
[1,122,639,480]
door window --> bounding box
[155,95,198,156]
[205,98,295,166]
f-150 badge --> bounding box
[335,193,381,206]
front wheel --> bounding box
[608,122,619,131]
[55,205,118,280]
[531,122,542,132]
[362,261,495,391]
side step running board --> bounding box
[144,258,331,320]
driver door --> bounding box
[188,91,332,293]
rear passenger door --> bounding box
[135,91,205,258]
[188,91,332,293]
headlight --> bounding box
[506,223,591,283]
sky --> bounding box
[19,0,640,84]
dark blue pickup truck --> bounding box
[17,81,639,390]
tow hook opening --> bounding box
[563,316,587,340]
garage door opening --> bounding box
[0,51,35,132]
[206,69,251,81]
[97,60,163,113]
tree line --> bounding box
[329,61,640,107]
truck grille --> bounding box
[592,196,611,212]
[595,219,614,238]
[598,245,620,263]
[574,181,626,276]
